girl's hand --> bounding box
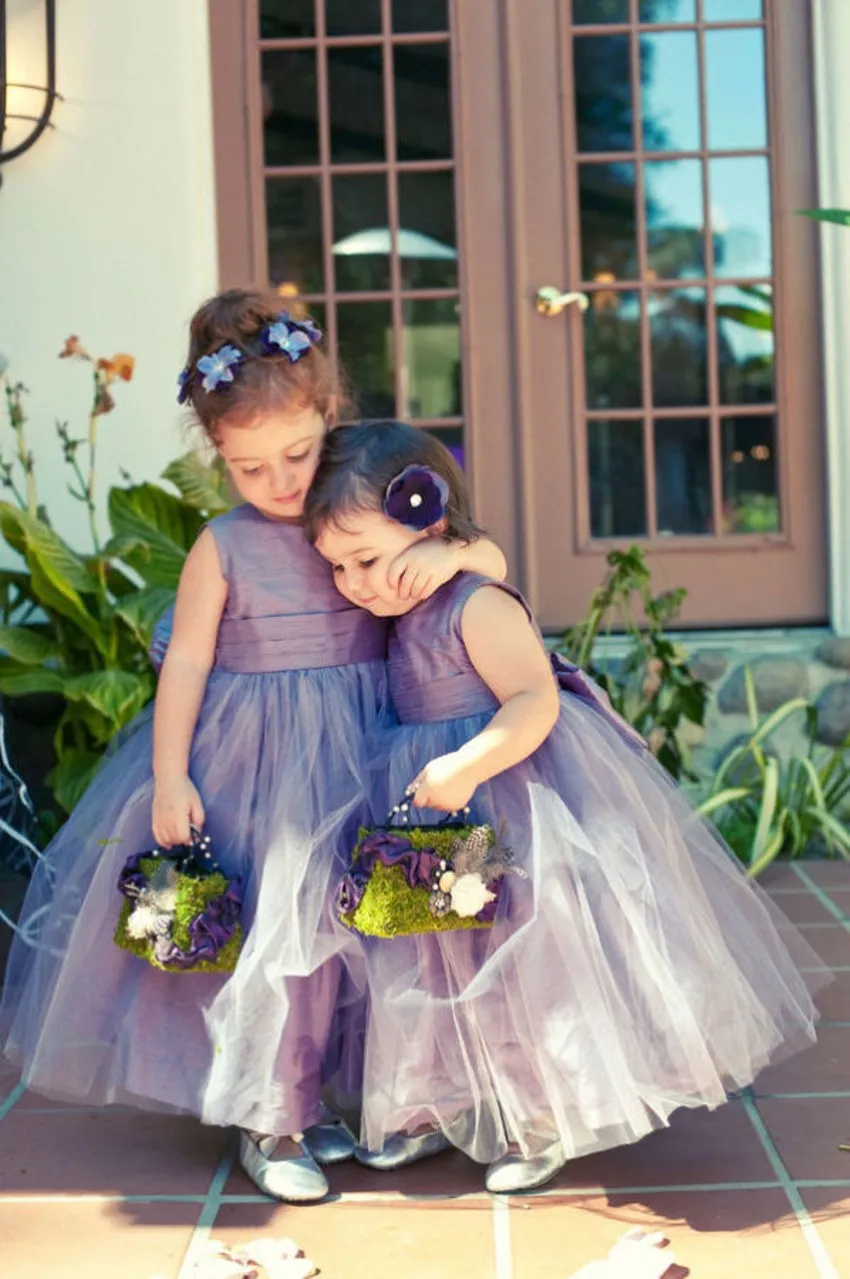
[409,752,478,813]
[387,539,459,603]
[152,776,205,847]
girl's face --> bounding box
[316,510,427,616]
[216,405,326,521]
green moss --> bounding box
[114,857,243,973]
[342,859,493,939]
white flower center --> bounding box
[410,493,423,508]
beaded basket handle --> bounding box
[388,791,472,827]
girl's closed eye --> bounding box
[242,465,264,477]
[287,451,310,464]
[358,557,377,569]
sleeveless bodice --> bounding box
[388,573,524,723]
[209,506,387,673]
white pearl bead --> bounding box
[410,494,423,507]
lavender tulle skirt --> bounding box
[1,662,386,1135]
[358,697,825,1164]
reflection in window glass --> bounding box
[328,47,385,163]
[589,421,647,537]
[584,292,642,409]
[710,157,772,278]
[639,0,696,21]
[326,0,381,36]
[425,426,464,470]
[398,171,458,289]
[703,0,762,21]
[722,415,779,533]
[655,419,712,535]
[393,0,448,33]
[337,302,395,418]
[716,285,774,404]
[394,44,452,161]
[640,32,700,152]
[705,29,767,151]
[332,173,390,292]
[650,289,707,406]
[402,299,461,420]
[573,0,628,21]
[263,51,319,167]
[645,160,704,280]
[266,178,324,294]
[260,0,315,39]
[574,36,633,153]
[579,163,637,282]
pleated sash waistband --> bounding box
[214,610,387,672]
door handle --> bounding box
[534,286,589,317]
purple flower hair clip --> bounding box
[176,365,192,405]
[260,311,323,363]
[196,344,244,392]
[384,465,450,531]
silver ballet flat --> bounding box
[485,1141,565,1194]
[302,1116,357,1165]
[355,1129,452,1170]
[238,1129,329,1202]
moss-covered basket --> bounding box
[339,826,496,939]
[114,856,243,974]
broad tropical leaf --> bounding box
[64,668,152,721]
[162,452,231,513]
[0,624,61,665]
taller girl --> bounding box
[1,291,503,1203]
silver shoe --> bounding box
[485,1141,565,1194]
[302,1116,357,1165]
[238,1129,329,1202]
[355,1129,452,1170]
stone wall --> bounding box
[590,629,850,780]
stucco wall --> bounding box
[0,0,218,555]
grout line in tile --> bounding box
[0,1081,25,1124]
[0,1181,796,1208]
[175,1151,233,1279]
[492,1194,513,1279]
[792,866,850,926]
[743,1095,840,1279]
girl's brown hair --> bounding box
[304,420,485,545]
[182,289,350,441]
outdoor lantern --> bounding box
[0,0,59,187]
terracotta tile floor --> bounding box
[2,861,850,1278]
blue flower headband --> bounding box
[177,311,323,404]
[383,465,450,531]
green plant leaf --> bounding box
[799,207,850,227]
[27,556,108,652]
[744,667,759,731]
[64,669,151,721]
[715,303,773,332]
[108,484,203,587]
[747,816,788,878]
[48,749,102,813]
[751,756,780,867]
[0,665,66,696]
[0,502,95,595]
[750,697,810,746]
[0,624,61,665]
[115,585,175,644]
[162,452,231,513]
[696,786,752,818]
[810,809,850,856]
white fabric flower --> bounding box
[450,873,496,918]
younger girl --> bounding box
[306,420,823,1194]
[0,293,504,1204]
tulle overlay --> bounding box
[358,574,825,1164]
[1,508,386,1136]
